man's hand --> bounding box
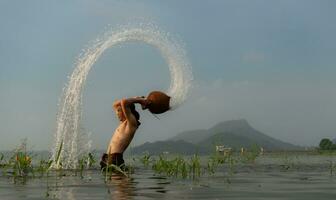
[133,96,145,99]
[116,96,149,111]
[128,96,150,110]
[140,100,149,110]
[134,96,149,110]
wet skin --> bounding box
[107,97,148,154]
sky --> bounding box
[1,0,336,150]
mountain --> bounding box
[132,119,301,155]
[170,119,253,144]
[169,129,209,144]
[204,120,299,150]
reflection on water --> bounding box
[106,174,135,200]
[47,169,170,200]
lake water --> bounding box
[1,153,336,200]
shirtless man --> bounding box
[100,96,148,170]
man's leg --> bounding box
[101,153,125,171]
[100,153,108,169]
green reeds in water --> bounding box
[36,159,53,177]
[0,140,37,182]
[190,154,201,178]
[148,152,238,179]
[240,144,261,164]
[210,151,238,176]
[102,163,129,181]
[11,151,34,177]
[53,140,63,169]
[139,153,152,167]
[207,150,227,175]
[151,154,202,179]
[327,160,336,176]
[279,152,294,170]
[77,152,96,178]
[0,153,4,168]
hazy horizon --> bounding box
[1,0,336,151]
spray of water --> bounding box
[51,25,193,169]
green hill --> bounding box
[172,119,300,150]
[169,129,208,144]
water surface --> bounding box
[1,153,336,200]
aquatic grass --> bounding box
[152,155,179,177]
[102,163,129,181]
[227,153,238,175]
[53,139,63,169]
[0,153,5,169]
[240,144,261,164]
[279,153,295,171]
[151,154,203,179]
[149,152,242,179]
[190,154,201,178]
[327,160,336,176]
[77,152,96,178]
[151,155,168,175]
[1,140,101,183]
[151,155,188,178]
[208,152,224,171]
[206,149,240,176]
[207,157,219,175]
[7,141,336,185]
[0,153,7,176]
[12,152,34,177]
[78,157,85,178]
[0,141,132,187]
[3,140,37,180]
[1,153,35,183]
[87,152,96,168]
[0,153,4,163]
[139,153,152,167]
[36,159,53,177]
[173,156,189,178]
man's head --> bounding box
[115,105,126,122]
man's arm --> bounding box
[120,97,147,126]
[123,96,147,106]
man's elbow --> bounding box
[112,100,120,108]
[121,99,128,107]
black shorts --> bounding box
[100,153,125,170]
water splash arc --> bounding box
[52,26,193,169]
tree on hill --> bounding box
[319,138,336,150]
